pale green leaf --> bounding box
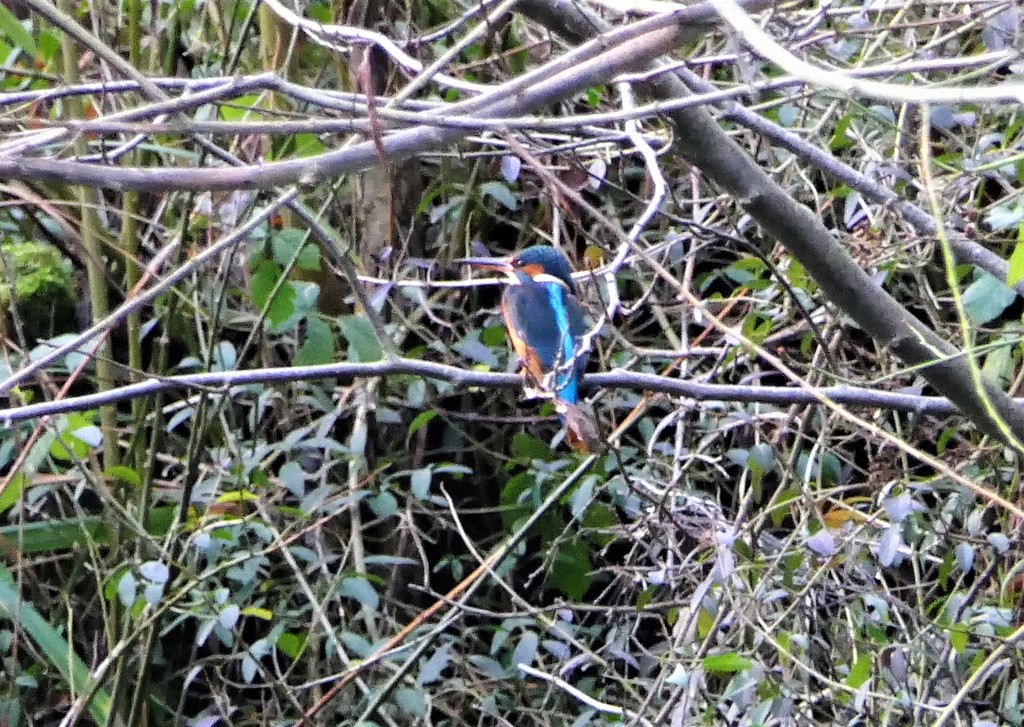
[963,270,1016,325]
[296,315,334,366]
[393,686,428,718]
[339,577,379,611]
[410,468,432,500]
[338,315,383,362]
[479,181,517,211]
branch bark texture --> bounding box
[518,0,1024,447]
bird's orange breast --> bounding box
[501,298,546,385]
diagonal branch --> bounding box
[518,0,1024,447]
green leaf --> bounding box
[296,315,334,366]
[983,342,1013,386]
[948,625,968,653]
[829,114,854,151]
[985,203,1024,231]
[270,230,320,271]
[416,644,451,686]
[339,631,374,657]
[69,425,102,448]
[105,565,131,604]
[277,632,307,659]
[636,586,656,610]
[368,490,398,519]
[454,331,499,367]
[241,607,273,620]
[0,563,112,724]
[479,181,517,211]
[511,630,539,670]
[338,315,383,362]
[845,653,872,689]
[787,259,814,293]
[702,653,753,673]
[469,654,506,678]
[549,540,591,601]
[936,426,957,456]
[747,443,776,474]
[278,461,305,499]
[499,472,535,530]
[481,324,507,347]
[770,488,799,528]
[270,229,307,266]
[306,2,330,22]
[740,312,774,345]
[36,29,58,61]
[0,4,37,56]
[777,104,798,126]
[510,432,552,462]
[105,465,141,488]
[697,608,714,638]
[406,411,437,443]
[220,94,261,121]
[292,133,326,158]
[0,518,108,554]
[212,340,237,371]
[581,503,617,547]
[296,244,320,271]
[1009,242,1024,288]
[796,450,841,485]
[963,270,1016,325]
[0,471,25,515]
[725,256,766,285]
[50,414,94,461]
[250,260,297,325]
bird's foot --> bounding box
[520,383,548,401]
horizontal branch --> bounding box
[0,357,981,425]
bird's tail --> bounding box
[555,400,601,453]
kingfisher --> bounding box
[461,245,599,452]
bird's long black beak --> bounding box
[457,256,514,273]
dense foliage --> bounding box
[1,0,1023,725]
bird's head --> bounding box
[460,245,577,293]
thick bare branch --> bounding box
[0,358,992,425]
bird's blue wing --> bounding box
[503,276,589,405]
[542,283,579,404]
[565,292,590,381]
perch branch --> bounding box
[0,358,1005,425]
